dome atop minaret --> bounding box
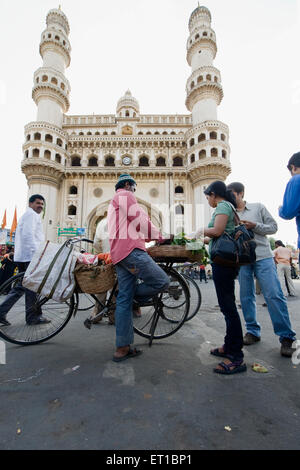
[116,90,140,114]
[46,7,70,35]
[189,5,211,29]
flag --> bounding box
[1,210,6,229]
[10,207,17,241]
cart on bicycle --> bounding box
[0,238,203,347]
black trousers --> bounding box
[212,263,244,361]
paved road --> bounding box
[0,278,299,450]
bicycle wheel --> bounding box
[133,266,190,339]
[0,273,74,346]
[182,273,201,321]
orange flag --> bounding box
[10,208,17,241]
[1,210,6,229]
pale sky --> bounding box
[0,0,300,246]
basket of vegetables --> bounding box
[147,233,208,264]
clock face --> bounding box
[122,156,132,166]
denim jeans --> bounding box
[239,258,296,343]
[212,263,244,361]
[0,262,42,324]
[114,249,170,348]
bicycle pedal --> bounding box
[84,318,92,330]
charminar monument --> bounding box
[21,5,231,242]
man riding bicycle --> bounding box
[108,174,170,362]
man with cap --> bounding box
[108,174,170,362]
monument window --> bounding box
[222,150,227,159]
[221,134,226,141]
[57,138,63,147]
[26,135,30,141]
[173,156,183,167]
[189,138,195,147]
[197,76,203,83]
[175,205,184,215]
[70,186,78,195]
[45,134,53,143]
[51,77,58,85]
[125,111,130,117]
[42,75,48,82]
[25,150,29,158]
[88,157,98,167]
[190,154,195,163]
[71,156,81,166]
[139,156,149,167]
[55,154,61,164]
[34,133,41,140]
[211,148,218,157]
[199,150,206,159]
[206,74,212,81]
[210,131,217,140]
[198,133,206,142]
[156,157,166,166]
[68,205,77,216]
[32,149,40,158]
[44,150,51,160]
[175,186,184,194]
[105,156,115,167]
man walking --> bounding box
[108,174,170,362]
[227,182,296,357]
[279,152,300,270]
[0,194,50,326]
[273,240,296,298]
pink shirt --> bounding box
[107,189,163,265]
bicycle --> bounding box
[0,238,190,347]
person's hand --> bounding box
[156,234,174,246]
[241,220,256,230]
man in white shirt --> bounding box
[0,195,51,326]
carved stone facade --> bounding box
[21,6,231,242]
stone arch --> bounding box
[86,198,162,242]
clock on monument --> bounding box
[122,156,132,166]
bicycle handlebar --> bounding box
[68,237,94,245]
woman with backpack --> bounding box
[193,180,246,375]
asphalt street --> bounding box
[0,278,299,450]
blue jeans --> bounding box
[239,258,296,343]
[114,249,170,348]
[0,262,42,324]
[212,263,244,361]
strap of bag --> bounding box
[48,247,74,299]
[37,241,69,295]
[222,201,241,227]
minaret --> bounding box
[185,5,231,227]
[22,8,71,241]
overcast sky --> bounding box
[1,0,300,246]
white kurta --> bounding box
[14,208,45,262]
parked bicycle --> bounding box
[0,238,192,347]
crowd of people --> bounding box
[0,152,299,375]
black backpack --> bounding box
[210,203,256,267]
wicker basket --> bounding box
[147,245,203,263]
[74,263,117,294]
